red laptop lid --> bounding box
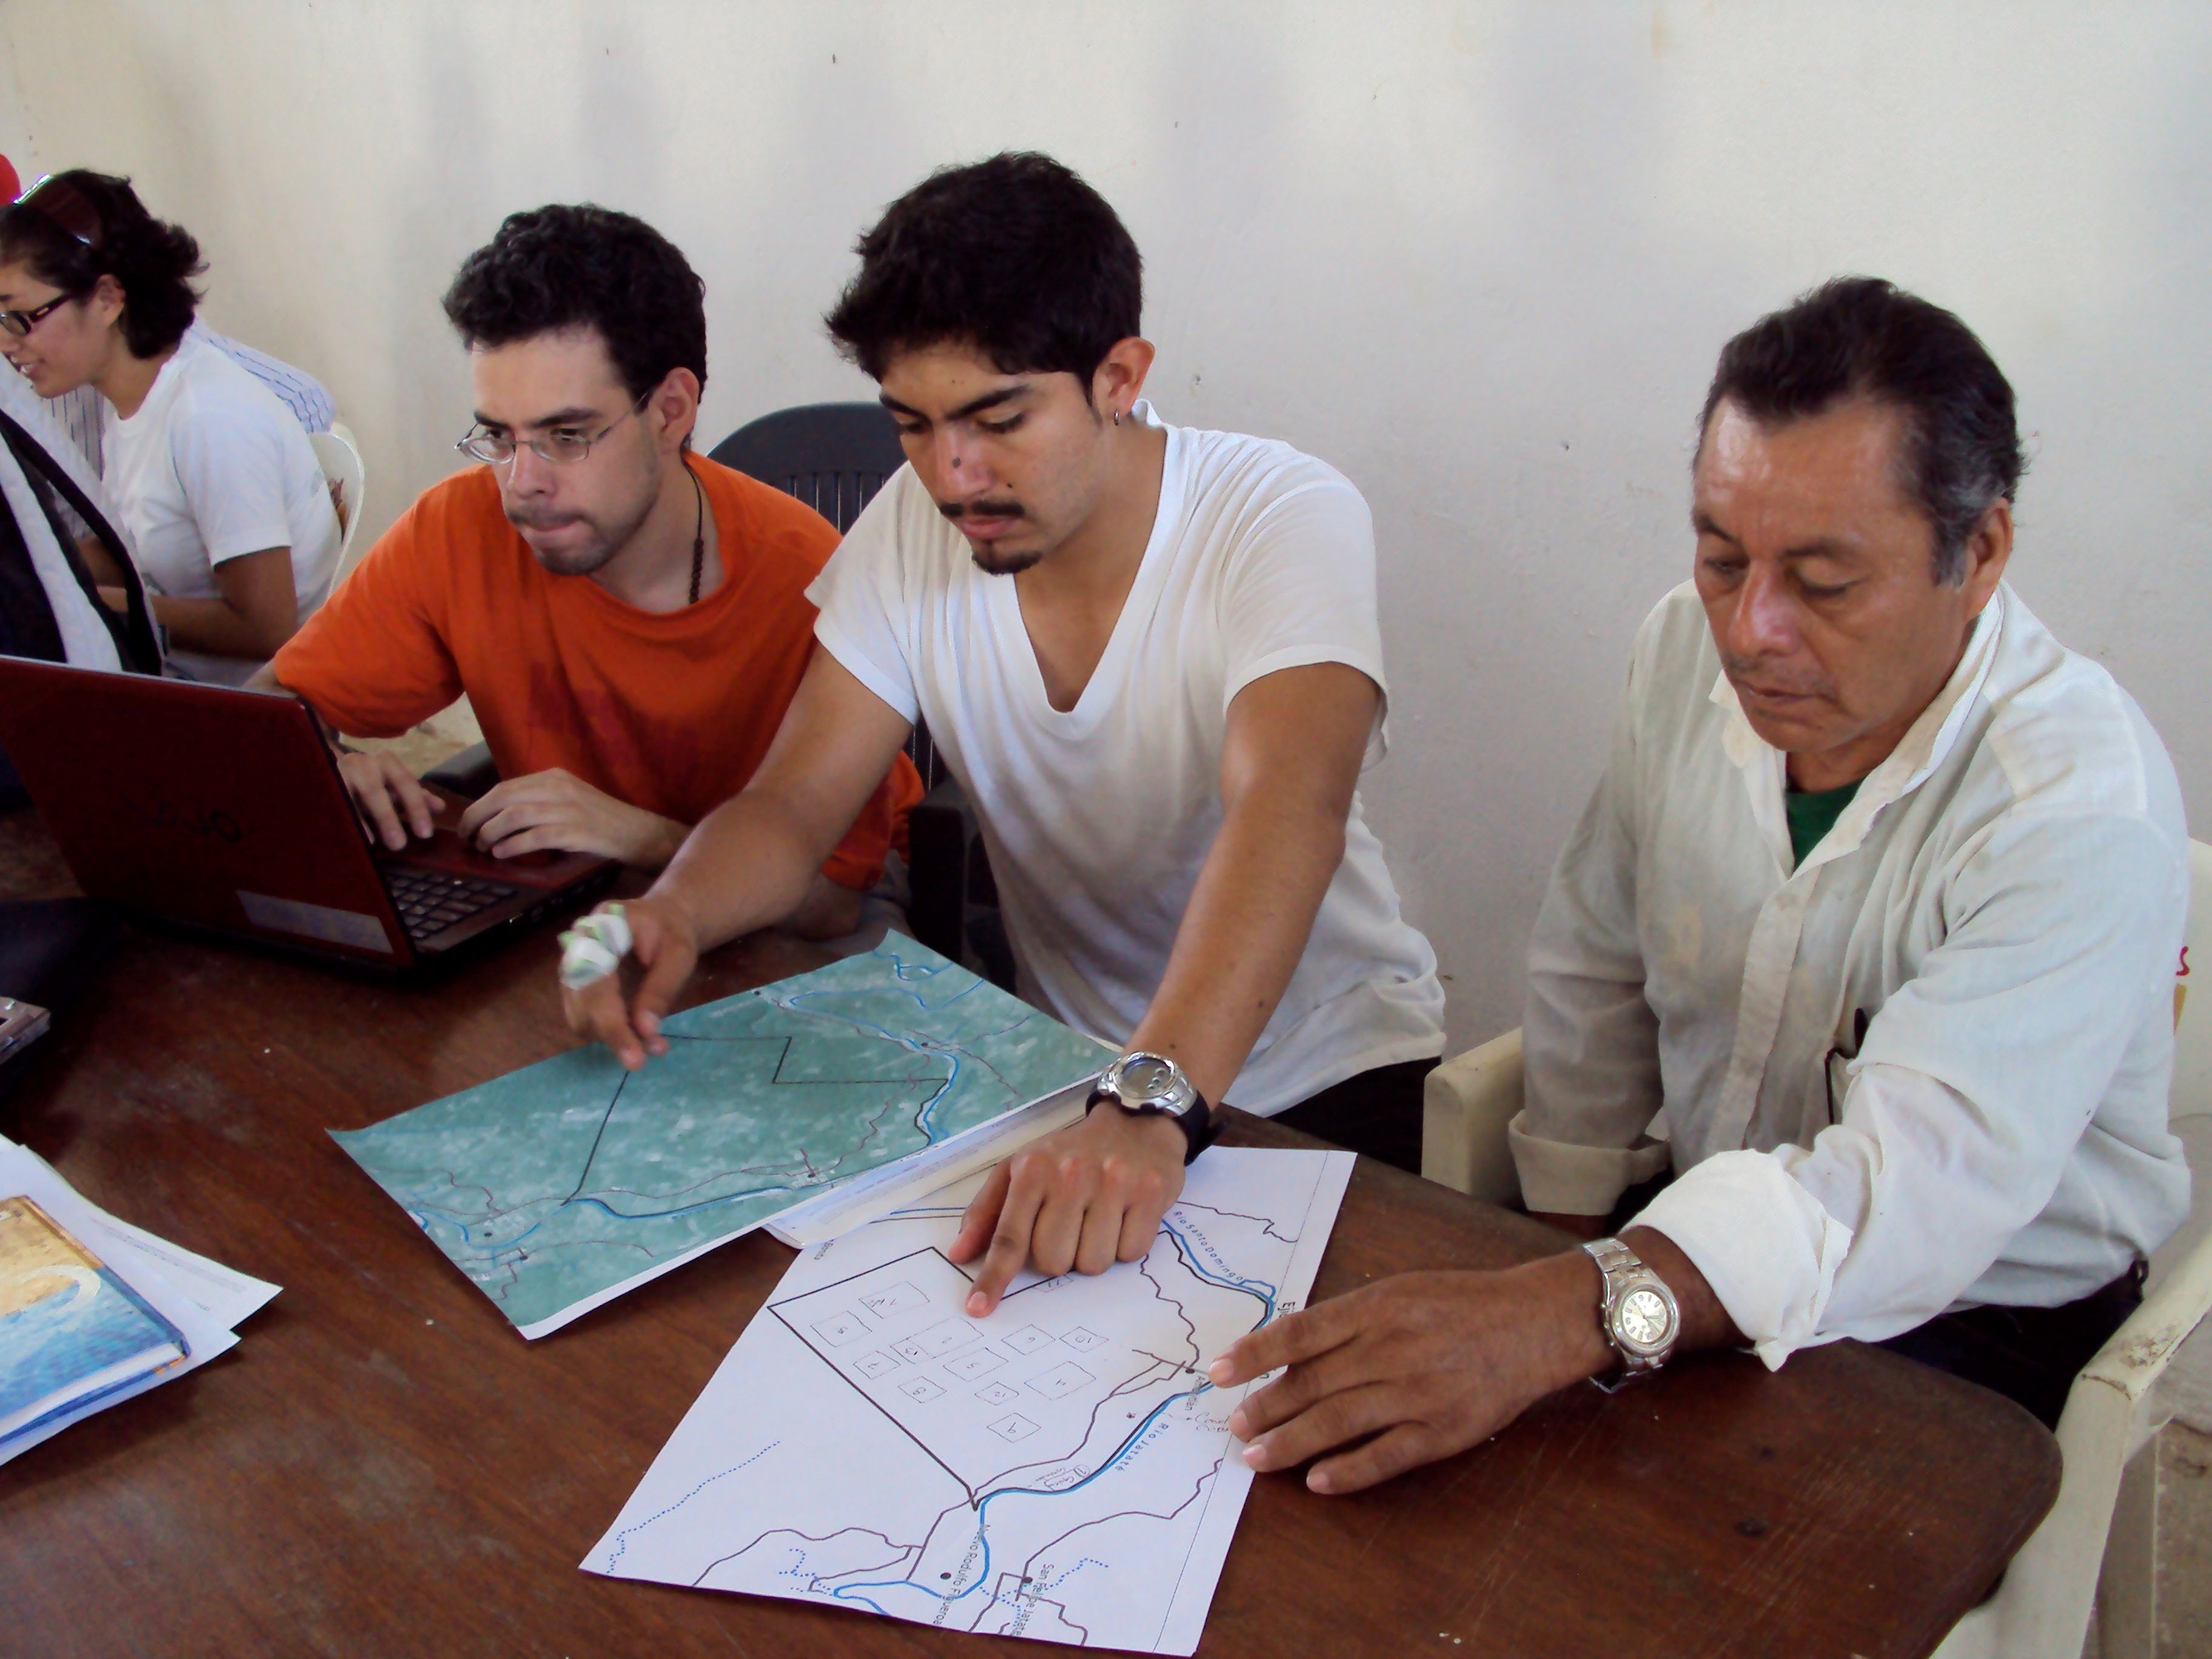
[0,659,414,963]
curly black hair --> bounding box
[442,204,707,411]
[826,152,1142,390]
[1699,277,2026,584]
[0,169,203,358]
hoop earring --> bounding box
[1111,407,1122,427]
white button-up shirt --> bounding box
[1510,581,2191,1367]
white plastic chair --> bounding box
[310,423,367,588]
[1424,841,2212,1659]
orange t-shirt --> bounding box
[272,458,920,890]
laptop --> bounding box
[0,657,616,970]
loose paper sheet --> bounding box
[588,1147,1353,1654]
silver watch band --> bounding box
[1582,1236,1680,1384]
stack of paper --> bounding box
[0,1135,279,1465]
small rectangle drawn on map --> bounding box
[987,1412,1040,1442]
[974,1381,1019,1406]
[944,1347,1005,1382]
[811,1312,868,1347]
[1025,1360,1095,1401]
[853,1350,900,1379]
[1001,1324,1053,1356]
[1059,1327,1106,1352]
[897,1376,945,1404]
[892,1316,980,1364]
[859,1281,929,1318]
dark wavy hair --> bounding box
[442,204,707,429]
[1698,277,2026,585]
[0,169,203,358]
[826,152,1142,390]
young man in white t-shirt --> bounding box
[566,152,1443,1310]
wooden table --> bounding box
[0,806,2059,1658]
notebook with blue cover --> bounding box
[0,1195,188,1443]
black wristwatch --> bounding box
[1087,1051,1217,1165]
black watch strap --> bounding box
[1087,1084,1218,1166]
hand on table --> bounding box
[458,767,683,868]
[1206,1254,1612,1495]
[950,1105,1190,1318]
[337,748,440,850]
[560,895,700,1071]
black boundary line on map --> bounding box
[659,1031,949,1088]
[554,1034,954,1215]
[561,1067,631,1202]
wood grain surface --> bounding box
[0,807,2058,1658]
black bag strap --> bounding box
[0,408,162,674]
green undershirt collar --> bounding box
[1785,777,1863,868]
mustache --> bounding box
[937,497,1025,523]
[1720,652,1834,700]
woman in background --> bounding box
[0,170,338,683]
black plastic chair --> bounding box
[711,404,1009,987]
[707,400,902,532]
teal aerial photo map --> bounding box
[332,937,1108,1336]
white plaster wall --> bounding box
[1,0,2205,1048]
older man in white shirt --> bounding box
[1208,278,2191,1493]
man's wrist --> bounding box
[1532,1248,1618,1390]
[634,813,689,871]
[1088,1101,1189,1164]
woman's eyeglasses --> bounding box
[0,293,75,339]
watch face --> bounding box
[1618,1286,1674,1350]
[1119,1056,1176,1102]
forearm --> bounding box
[1126,794,1345,1105]
[75,534,129,587]
[648,788,842,950]
[150,592,297,659]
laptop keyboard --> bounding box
[381,866,520,943]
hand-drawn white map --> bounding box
[330,938,1108,1337]
[585,1148,1354,1654]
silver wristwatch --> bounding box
[1088,1051,1216,1165]
[1581,1236,1681,1383]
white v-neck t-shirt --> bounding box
[808,402,1444,1114]
[102,331,341,685]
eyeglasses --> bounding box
[455,390,651,467]
[12,176,102,250]
[0,293,76,339]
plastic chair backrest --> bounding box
[708,402,945,786]
[708,401,903,534]
[1933,837,2212,1659]
[310,424,368,587]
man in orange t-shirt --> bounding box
[260,204,917,938]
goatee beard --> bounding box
[970,547,1044,576]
